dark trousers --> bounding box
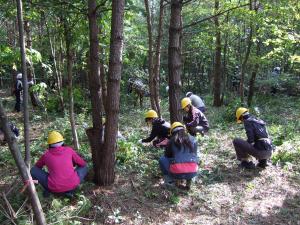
[187,126,205,136]
[233,138,272,161]
[30,165,88,193]
[15,92,21,112]
[198,106,206,113]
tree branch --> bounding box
[183,3,250,29]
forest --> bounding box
[0,0,299,224]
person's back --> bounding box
[186,92,206,112]
[36,146,85,192]
[189,94,205,109]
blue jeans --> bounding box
[158,156,197,180]
[30,165,88,192]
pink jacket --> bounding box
[35,146,86,193]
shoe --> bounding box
[257,159,267,169]
[185,179,192,190]
[240,161,255,169]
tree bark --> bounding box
[24,20,40,108]
[0,105,46,224]
[64,20,80,151]
[99,0,125,185]
[16,0,30,167]
[239,0,254,102]
[152,0,165,117]
[213,0,222,107]
[168,0,183,123]
[87,0,105,183]
[144,0,157,112]
[45,20,64,111]
[247,37,261,106]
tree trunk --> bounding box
[16,0,30,167]
[168,0,183,123]
[87,0,105,184]
[152,0,165,117]
[239,0,254,102]
[64,20,80,151]
[213,0,222,107]
[144,0,157,112]
[0,102,46,225]
[24,20,40,108]
[247,38,261,106]
[99,0,125,185]
[45,20,64,111]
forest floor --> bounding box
[0,89,300,225]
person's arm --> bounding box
[35,154,46,168]
[244,122,255,145]
[142,124,158,143]
[186,111,199,127]
[71,148,87,167]
[164,142,173,158]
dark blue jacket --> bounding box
[164,134,199,164]
[243,114,273,151]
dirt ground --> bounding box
[0,89,300,225]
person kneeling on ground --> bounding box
[159,122,199,190]
[31,131,88,197]
[181,97,209,136]
[233,107,274,169]
[140,110,170,147]
[186,91,206,113]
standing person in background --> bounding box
[181,97,209,136]
[186,92,206,113]
[14,73,23,112]
[233,107,273,169]
[31,131,88,197]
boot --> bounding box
[240,161,255,169]
[257,159,268,169]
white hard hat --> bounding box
[16,73,22,79]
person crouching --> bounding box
[233,107,273,169]
[140,110,170,148]
[31,131,88,197]
[159,122,199,190]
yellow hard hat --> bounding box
[47,131,64,144]
[181,97,191,109]
[145,110,158,119]
[170,122,184,134]
[236,107,249,123]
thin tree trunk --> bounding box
[64,20,80,151]
[45,19,64,111]
[168,0,183,123]
[144,0,157,112]
[16,0,30,167]
[152,0,164,117]
[87,0,105,184]
[213,0,222,107]
[247,38,261,106]
[100,0,125,185]
[239,0,253,102]
[24,20,40,108]
[0,102,46,225]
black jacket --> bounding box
[142,118,170,143]
[243,115,272,151]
